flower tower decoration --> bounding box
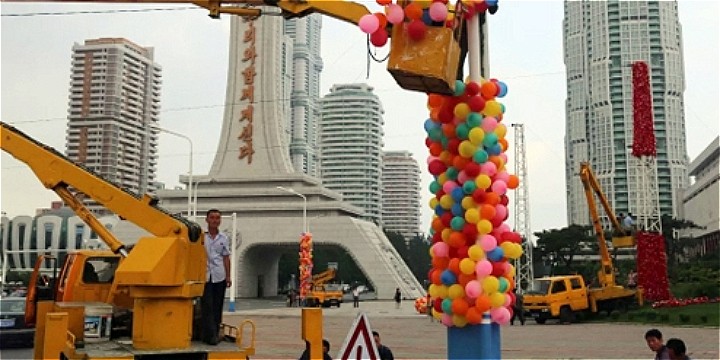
[298,232,313,304]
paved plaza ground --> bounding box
[225,299,720,359]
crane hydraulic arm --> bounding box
[579,162,633,288]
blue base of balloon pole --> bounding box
[447,314,501,359]
[228,300,235,312]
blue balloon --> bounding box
[435,204,445,216]
[487,247,505,261]
[441,269,457,286]
[451,203,464,217]
[497,81,508,97]
[487,143,502,156]
[451,187,465,202]
[424,118,438,132]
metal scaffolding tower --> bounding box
[512,123,533,292]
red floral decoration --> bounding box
[631,61,657,157]
[636,231,671,301]
[298,232,313,301]
[652,296,719,309]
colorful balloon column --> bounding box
[359,0,500,47]
[298,232,314,302]
[425,78,523,327]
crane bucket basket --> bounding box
[612,235,635,248]
[387,22,460,96]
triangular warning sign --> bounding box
[337,312,379,360]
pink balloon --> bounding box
[475,260,493,278]
[480,162,497,177]
[497,223,511,233]
[490,307,511,325]
[427,155,439,164]
[386,4,404,24]
[503,293,513,307]
[457,170,470,184]
[442,180,458,194]
[359,14,380,34]
[465,280,481,299]
[481,116,498,133]
[494,171,510,183]
[433,242,449,258]
[441,313,453,327]
[491,180,507,195]
[479,234,497,252]
[429,2,448,22]
[494,205,507,220]
[499,153,508,163]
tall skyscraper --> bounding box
[319,83,384,224]
[285,15,324,178]
[564,1,689,226]
[65,38,161,213]
[382,150,421,240]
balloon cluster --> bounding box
[298,232,313,301]
[425,78,523,327]
[358,0,500,47]
[414,296,429,314]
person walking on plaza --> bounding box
[510,289,525,325]
[426,293,434,322]
[201,209,231,345]
[394,288,401,309]
[373,331,394,360]
[624,212,635,232]
[666,338,691,360]
[353,287,360,308]
[627,269,638,289]
[645,328,671,360]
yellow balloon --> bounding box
[494,123,507,139]
[441,228,452,242]
[448,284,465,299]
[458,140,476,158]
[437,173,448,185]
[500,242,514,257]
[454,103,471,120]
[467,245,485,261]
[439,150,451,163]
[464,208,480,224]
[429,284,440,298]
[475,174,491,190]
[476,219,493,235]
[436,285,448,299]
[461,196,476,210]
[483,100,502,117]
[490,292,506,308]
[459,258,476,275]
[481,276,499,294]
[440,195,454,209]
[415,0,432,9]
[452,314,468,328]
[429,197,439,210]
[433,308,442,320]
[468,127,485,146]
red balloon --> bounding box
[465,82,480,96]
[456,245,469,259]
[491,262,505,277]
[462,223,478,240]
[432,232,443,243]
[428,160,447,175]
[464,162,480,177]
[447,139,461,155]
[440,212,453,227]
[467,95,486,112]
[472,189,486,203]
[370,28,388,47]
[434,298,444,313]
[500,195,509,206]
[407,19,427,41]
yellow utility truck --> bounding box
[523,162,643,324]
[305,268,344,308]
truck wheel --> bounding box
[560,306,574,324]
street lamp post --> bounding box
[276,186,307,233]
[153,126,193,217]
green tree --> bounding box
[660,215,705,276]
[384,230,431,285]
[533,225,594,271]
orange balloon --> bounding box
[430,269,443,285]
[432,256,449,270]
[404,2,423,20]
[448,231,466,248]
[507,175,519,189]
[448,258,461,275]
[475,294,491,313]
[466,307,482,324]
[374,12,388,29]
[458,273,475,287]
[452,156,470,170]
[429,142,443,157]
[428,93,444,108]
[442,123,456,138]
[480,82,498,100]
[451,298,470,316]
[488,155,504,169]
[498,138,508,151]
[430,107,440,121]
[480,204,496,219]
[485,192,500,206]
[377,0,392,5]
[432,217,444,232]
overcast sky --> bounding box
[1,1,718,238]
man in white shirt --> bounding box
[201,209,231,345]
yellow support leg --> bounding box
[302,308,323,359]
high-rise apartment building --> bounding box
[564,1,689,226]
[284,15,324,178]
[65,38,161,213]
[382,151,422,240]
[319,83,384,224]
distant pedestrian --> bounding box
[426,294,434,322]
[299,339,332,360]
[666,338,690,360]
[373,331,394,360]
[353,287,360,308]
[394,288,401,309]
[627,269,638,289]
[624,212,635,231]
[645,328,671,360]
[510,289,525,325]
